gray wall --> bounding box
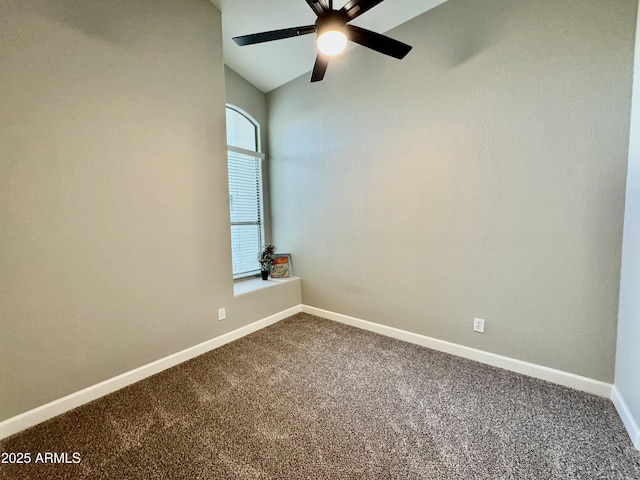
[0,0,300,422]
[615,3,640,442]
[268,0,636,382]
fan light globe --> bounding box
[317,30,347,56]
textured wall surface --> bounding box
[616,3,640,441]
[0,0,300,422]
[268,0,636,381]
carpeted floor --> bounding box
[1,313,639,479]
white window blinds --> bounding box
[228,146,265,277]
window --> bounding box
[226,106,266,278]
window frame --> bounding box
[225,104,266,279]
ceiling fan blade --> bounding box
[311,54,330,82]
[340,0,384,21]
[233,25,316,46]
[305,0,329,17]
[347,25,412,59]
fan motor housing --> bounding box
[315,10,349,36]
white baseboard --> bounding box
[611,386,640,450]
[0,305,302,440]
[0,304,621,443]
[302,305,612,398]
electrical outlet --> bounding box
[473,317,485,333]
[218,307,226,321]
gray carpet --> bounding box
[1,313,639,479]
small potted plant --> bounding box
[258,244,276,280]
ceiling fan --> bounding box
[232,0,413,82]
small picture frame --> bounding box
[270,254,292,278]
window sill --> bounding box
[233,275,300,297]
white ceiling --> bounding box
[212,0,447,93]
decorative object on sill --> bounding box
[258,244,276,281]
[270,254,292,278]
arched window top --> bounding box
[226,105,259,152]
